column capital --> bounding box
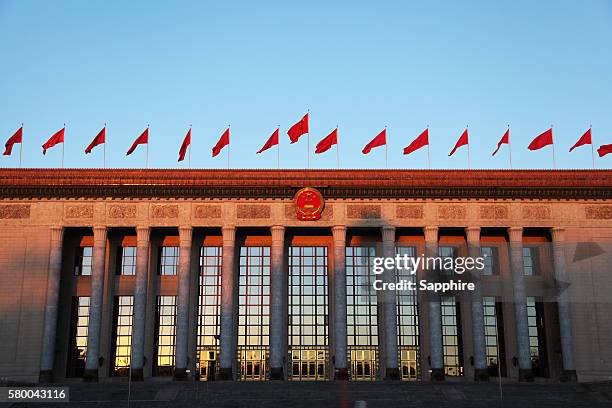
[136,226,150,245]
[381,226,396,243]
[222,225,236,243]
[332,225,347,243]
[551,227,565,242]
[179,226,193,244]
[50,226,64,245]
[423,226,438,243]
[465,226,481,243]
[270,225,285,243]
[93,226,108,245]
[508,227,523,243]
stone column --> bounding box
[39,226,64,383]
[270,225,286,380]
[551,227,577,382]
[130,226,150,381]
[508,227,533,382]
[174,226,193,380]
[424,226,444,381]
[83,226,108,382]
[219,226,236,380]
[466,227,488,381]
[332,225,348,380]
[381,226,399,380]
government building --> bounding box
[0,169,610,384]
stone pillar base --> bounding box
[270,367,284,380]
[173,368,188,381]
[518,368,534,382]
[82,369,99,382]
[474,368,490,382]
[39,370,53,383]
[130,368,144,381]
[218,368,233,381]
[385,368,400,380]
[335,368,349,380]
[430,368,445,381]
[560,369,578,382]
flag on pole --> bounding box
[212,128,230,157]
[362,128,386,154]
[315,128,338,154]
[257,128,279,154]
[492,129,509,156]
[126,128,149,155]
[597,144,612,157]
[403,128,429,155]
[178,128,191,162]
[85,127,106,154]
[3,127,23,156]
[569,128,592,152]
[528,128,553,150]
[287,113,309,143]
[449,128,469,156]
[42,127,65,155]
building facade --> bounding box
[0,169,611,383]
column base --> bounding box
[218,367,233,381]
[130,368,144,381]
[385,368,400,380]
[430,368,445,381]
[335,368,349,380]
[39,370,53,383]
[560,369,577,382]
[173,368,188,381]
[270,367,284,380]
[82,369,99,382]
[474,368,490,382]
[518,368,534,382]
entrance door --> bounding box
[399,347,419,381]
[290,348,328,381]
[198,349,218,381]
[239,348,268,381]
[350,348,378,380]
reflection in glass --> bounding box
[441,296,463,377]
[67,296,90,377]
[396,246,420,381]
[111,296,133,376]
[154,295,176,376]
[197,246,222,381]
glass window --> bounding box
[111,296,133,376]
[118,246,137,276]
[523,247,539,276]
[74,246,93,276]
[483,296,506,376]
[396,246,420,381]
[67,296,90,377]
[238,247,270,347]
[480,247,498,276]
[441,296,463,377]
[527,297,548,377]
[438,246,456,276]
[159,246,179,275]
[154,295,176,376]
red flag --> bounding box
[212,128,230,157]
[528,128,553,150]
[597,144,612,157]
[449,128,469,156]
[362,129,386,154]
[3,127,23,156]
[403,128,429,155]
[85,127,106,154]
[315,128,338,154]
[178,128,191,162]
[257,128,279,154]
[287,113,309,143]
[492,129,509,156]
[42,127,65,155]
[569,128,592,152]
[126,128,148,155]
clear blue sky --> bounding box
[1,0,611,169]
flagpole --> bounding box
[508,125,513,169]
[427,125,431,170]
[551,124,556,169]
[62,123,65,169]
[227,125,230,170]
[277,125,280,170]
[385,125,388,169]
[146,124,149,169]
[307,109,310,170]
[189,124,192,169]
[19,122,23,168]
[336,126,340,169]
[590,124,595,169]
[466,125,470,169]
[103,123,107,169]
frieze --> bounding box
[347,205,381,219]
[151,204,179,219]
[194,204,222,219]
[396,205,423,219]
[64,204,93,219]
[0,204,30,219]
[108,204,137,219]
[237,204,271,219]
[585,205,612,220]
[438,205,466,220]
[522,205,551,220]
[479,205,509,220]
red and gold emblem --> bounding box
[294,187,324,221]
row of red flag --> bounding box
[3,113,612,163]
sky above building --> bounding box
[0,0,611,169]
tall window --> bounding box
[118,246,136,276]
[66,296,90,377]
[346,246,378,380]
[480,247,499,276]
[288,246,329,380]
[438,246,457,275]
[483,296,506,376]
[527,297,548,377]
[159,246,180,276]
[74,246,93,276]
[154,295,177,376]
[197,246,222,380]
[111,296,134,376]
[523,247,539,276]
[441,296,463,377]
[396,246,420,381]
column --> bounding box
[466,227,488,381]
[424,226,444,381]
[381,226,399,380]
[219,226,236,380]
[174,226,193,380]
[130,226,150,381]
[508,227,533,382]
[39,226,64,383]
[551,227,577,382]
[83,226,108,382]
[332,225,348,380]
[270,225,286,380]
